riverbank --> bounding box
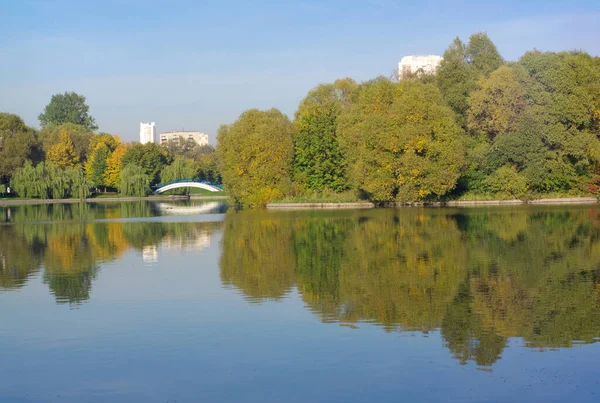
[0,194,228,206]
[266,197,598,209]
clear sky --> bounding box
[1,0,599,144]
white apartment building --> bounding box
[159,131,209,147]
[140,122,156,144]
[398,55,443,78]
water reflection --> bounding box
[0,202,223,304]
[2,202,600,368]
[220,207,600,366]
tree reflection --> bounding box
[0,202,223,304]
[220,211,296,301]
[220,206,600,366]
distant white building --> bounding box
[398,55,443,78]
[159,131,209,147]
[140,122,156,144]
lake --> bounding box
[1,201,599,402]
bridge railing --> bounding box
[152,178,224,191]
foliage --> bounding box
[468,65,529,138]
[437,32,504,125]
[466,32,504,76]
[104,143,129,188]
[39,123,94,163]
[159,157,194,195]
[10,161,89,199]
[485,165,528,198]
[85,142,111,188]
[38,91,98,130]
[337,78,467,202]
[436,38,476,124]
[193,150,221,184]
[0,113,43,183]
[217,108,294,207]
[118,164,151,197]
[293,78,358,192]
[46,128,80,169]
[121,143,170,186]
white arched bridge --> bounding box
[152,178,224,194]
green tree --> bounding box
[86,142,110,189]
[293,78,358,192]
[194,150,221,184]
[160,157,194,195]
[338,78,467,202]
[217,108,294,207]
[437,33,504,125]
[10,161,89,199]
[38,91,98,130]
[118,164,151,197]
[468,65,530,139]
[121,143,170,186]
[437,37,476,123]
[0,113,43,183]
[466,32,504,76]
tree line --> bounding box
[217,32,600,206]
[0,92,221,198]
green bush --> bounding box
[486,165,528,198]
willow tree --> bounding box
[338,78,467,202]
[10,161,89,199]
[118,164,151,197]
[159,157,194,195]
[217,108,294,207]
[293,78,358,192]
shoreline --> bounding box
[266,197,599,209]
[0,195,228,206]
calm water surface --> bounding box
[1,201,599,402]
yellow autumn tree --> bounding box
[104,142,128,188]
[46,128,80,168]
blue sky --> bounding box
[1,0,599,143]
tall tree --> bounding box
[85,143,110,189]
[217,108,294,207]
[293,78,357,192]
[338,78,467,202]
[466,32,504,76]
[437,38,475,124]
[45,128,80,169]
[39,92,98,131]
[437,33,504,126]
